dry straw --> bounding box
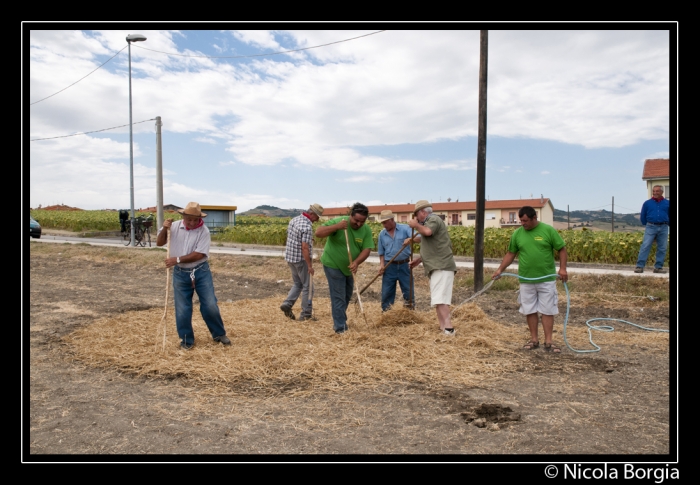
[64,298,668,397]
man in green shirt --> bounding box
[493,206,568,353]
[315,202,375,334]
[409,200,457,335]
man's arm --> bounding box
[301,241,314,275]
[492,252,517,279]
[639,201,647,226]
[557,247,568,283]
[315,218,347,238]
[156,219,173,247]
[407,218,432,237]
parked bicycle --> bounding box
[119,210,153,247]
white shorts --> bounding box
[518,281,559,315]
[429,270,455,306]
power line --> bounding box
[134,30,387,59]
[29,31,387,107]
[30,118,156,142]
[29,45,128,106]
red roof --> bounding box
[322,198,551,217]
[642,158,669,179]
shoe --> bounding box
[653,268,667,274]
[180,341,195,350]
[214,335,231,345]
[443,328,456,336]
[634,267,644,273]
[298,315,317,322]
[280,304,296,320]
[544,343,561,353]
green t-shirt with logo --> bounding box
[320,216,375,276]
[507,222,565,283]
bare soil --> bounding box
[26,240,674,461]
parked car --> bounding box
[30,216,41,238]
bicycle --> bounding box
[120,214,152,247]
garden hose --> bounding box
[467,273,669,353]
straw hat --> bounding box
[178,202,207,218]
[378,209,395,222]
[308,203,324,217]
[414,200,432,214]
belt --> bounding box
[174,261,208,272]
[390,258,410,265]
[647,222,668,226]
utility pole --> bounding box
[474,30,488,292]
[567,205,570,230]
[155,116,164,229]
[611,196,614,233]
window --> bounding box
[467,214,476,220]
[451,214,459,225]
[401,215,407,222]
[665,185,670,199]
[509,212,516,222]
[438,214,446,221]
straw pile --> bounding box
[63,296,668,397]
[64,297,528,395]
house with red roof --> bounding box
[320,196,554,228]
[642,158,670,199]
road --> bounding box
[32,232,669,278]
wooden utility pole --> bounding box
[612,196,615,232]
[474,30,488,292]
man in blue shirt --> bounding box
[635,185,670,273]
[376,210,420,312]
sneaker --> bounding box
[634,267,644,273]
[653,268,667,274]
[280,304,296,320]
[214,335,231,345]
[443,328,456,336]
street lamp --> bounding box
[126,33,147,246]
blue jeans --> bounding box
[636,224,669,269]
[381,261,414,311]
[173,261,226,346]
[282,260,313,318]
[323,265,354,333]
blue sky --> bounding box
[26,27,674,214]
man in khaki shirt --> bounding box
[408,200,457,335]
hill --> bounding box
[239,205,304,218]
[553,208,641,227]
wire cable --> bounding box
[134,30,387,59]
[29,45,129,106]
[30,118,156,142]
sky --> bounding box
[25,26,675,215]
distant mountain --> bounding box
[239,205,304,218]
[553,208,642,226]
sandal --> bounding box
[522,341,539,350]
[544,343,561,353]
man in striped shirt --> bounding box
[281,203,324,321]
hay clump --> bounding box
[377,307,428,327]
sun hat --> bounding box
[309,203,324,217]
[178,202,207,218]
[378,209,395,222]
[414,200,432,214]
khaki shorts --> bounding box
[429,270,455,306]
[518,281,559,315]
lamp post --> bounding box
[126,33,147,246]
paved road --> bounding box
[31,233,669,278]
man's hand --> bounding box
[407,219,419,229]
[349,261,359,274]
[308,265,315,276]
[335,219,348,230]
[378,265,386,275]
[491,269,503,280]
[558,268,568,283]
[409,257,422,269]
[164,256,178,268]
[163,219,173,229]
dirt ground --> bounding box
[26,239,674,461]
